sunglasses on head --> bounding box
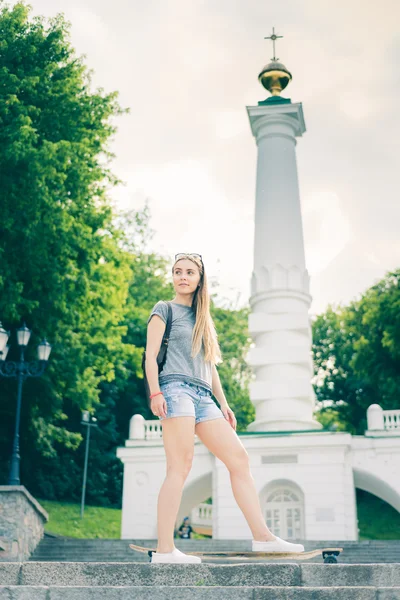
[175,253,202,262]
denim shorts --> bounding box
[158,380,225,425]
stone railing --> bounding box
[383,410,400,431]
[191,502,213,526]
[367,404,400,435]
[129,415,163,440]
[129,414,200,441]
[143,420,163,440]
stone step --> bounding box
[28,547,400,562]
[27,555,399,564]
[2,562,400,588]
[33,540,256,549]
[31,549,400,555]
[29,538,400,563]
[0,585,398,599]
[33,538,400,547]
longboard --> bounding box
[129,543,343,563]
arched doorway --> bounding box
[178,472,213,535]
[261,480,305,540]
[353,468,400,513]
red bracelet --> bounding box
[149,391,163,400]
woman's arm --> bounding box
[145,315,168,418]
[211,364,237,430]
[211,363,228,407]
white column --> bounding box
[367,404,384,431]
[246,102,321,432]
[117,445,166,539]
[129,414,145,440]
[212,458,249,539]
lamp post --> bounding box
[0,322,52,486]
[80,410,98,519]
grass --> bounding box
[38,499,121,539]
[38,499,207,539]
[38,491,400,540]
[357,489,400,540]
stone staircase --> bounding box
[29,535,400,564]
[1,561,400,598]
[1,537,398,599]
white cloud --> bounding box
[66,3,108,41]
[214,110,249,140]
[338,92,378,121]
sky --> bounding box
[28,0,400,315]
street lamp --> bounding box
[80,410,98,518]
[0,322,52,486]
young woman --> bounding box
[145,253,304,563]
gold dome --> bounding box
[258,60,292,96]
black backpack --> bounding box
[142,301,173,406]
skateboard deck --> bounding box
[129,543,343,563]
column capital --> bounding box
[246,101,306,139]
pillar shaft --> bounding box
[246,101,321,432]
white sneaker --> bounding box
[252,536,304,553]
[151,547,202,564]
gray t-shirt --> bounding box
[147,300,213,391]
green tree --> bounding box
[212,303,255,431]
[312,270,400,433]
[20,206,178,506]
[0,2,256,504]
[0,1,134,492]
[99,205,177,440]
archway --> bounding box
[177,472,212,535]
[356,487,400,540]
[353,468,400,513]
[260,479,305,540]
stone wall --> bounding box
[0,486,48,561]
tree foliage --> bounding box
[212,304,254,431]
[312,270,400,433]
[0,1,133,494]
[0,2,255,505]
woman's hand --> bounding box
[151,393,167,418]
[220,403,237,430]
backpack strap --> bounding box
[158,301,172,372]
[164,301,173,341]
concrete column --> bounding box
[212,458,249,539]
[117,446,166,539]
[129,414,145,440]
[246,101,321,432]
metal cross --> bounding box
[264,27,283,61]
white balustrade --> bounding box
[367,404,400,433]
[191,502,213,526]
[129,415,200,441]
[383,410,400,431]
[129,415,163,440]
[144,420,163,439]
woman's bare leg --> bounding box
[156,416,195,553]
[195,418,275,542]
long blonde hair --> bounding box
[172,255,222,365]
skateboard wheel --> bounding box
[323,555,338,564]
